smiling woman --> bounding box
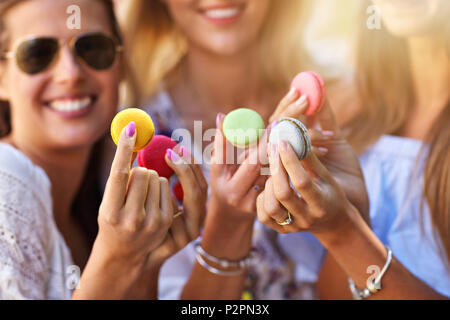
[0,0,208,300]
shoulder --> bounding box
[0,143,52,218]
[0,144,56,299]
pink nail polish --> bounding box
[216,113,225,128]
[322,131,335,137]
[126,122,136,138]
[180,146,191,158]
[270,120,279,129]
[167,149,179,162]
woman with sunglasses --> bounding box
[0,0,207,299]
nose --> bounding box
[53,46,86,85]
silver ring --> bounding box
[276,212,292,226]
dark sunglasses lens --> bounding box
[76,34,117,70]
[16,38,58,74]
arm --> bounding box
[317,212,447,300]
[181,196,254,299]
[258,142,448,300]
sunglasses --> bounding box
[1,32,123,75]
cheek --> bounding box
[7,66,47,115]
[93,67,121,118]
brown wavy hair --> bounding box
[0,0,123,248]
[344,1,450,266]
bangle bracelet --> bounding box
[194,241,254,269]
[348,246,393,300]
[195,253,246,276]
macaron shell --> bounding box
[137,135,178,179]
[269,117,311,160]
[308,71,326,112]
[223,108,265,147]
[291,72,326,116]
[111,108,155,152]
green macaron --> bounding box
[222,108,265,148]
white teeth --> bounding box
[49,97,92,112]
[204,8,240,19]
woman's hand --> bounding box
[209,113,272,218]
[270,88,369,222]
[269,88,309,124]
[125,146,208,299]
[94,123,174,268]
[74,123,175,299]
[256,139,361,245]
[307,100,370,222]
[145,146,208,268]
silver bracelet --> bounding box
[348,246,393,300]
[195,253,246,276]
[194,241,254,269]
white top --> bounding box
[146,91,450,299]
[0,143,74,300]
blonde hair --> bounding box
[122,0,314,103]
[345,1,450,265]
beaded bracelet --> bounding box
[194,240,254,270]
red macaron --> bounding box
[290,71,326,116]
[137,135,179,179]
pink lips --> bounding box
[200,4,244,26]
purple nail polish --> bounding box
[167,149,179,162]
[126,122,136,138]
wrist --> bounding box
[201,199,255,260]
[314,203,365,250]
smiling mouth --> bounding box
[200,4,244,23]
[44,95,98,117]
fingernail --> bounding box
[296,95,308,107]
[279,140,288,152]
[126,122,136,138]
[167,149,179,162]
[216,113,226,128]
[318,147,328,154]
[269,120,279,130]
[180,146,191,158]
[322,131,335,137]
[288,87,298,99]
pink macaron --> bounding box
[137,135,179,179]
[290,71,326,116]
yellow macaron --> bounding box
[111,108,155,152]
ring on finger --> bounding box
[276,211,292,226]
[173,210,184,219]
